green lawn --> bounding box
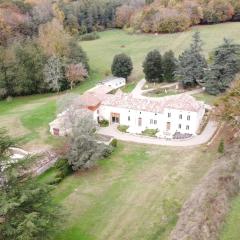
[81,22,240,79]
[192,92,218,105]
[41,142,218,240]
[220,195,240,240]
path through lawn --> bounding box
[47,142,218,240]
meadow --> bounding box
[81,22,240,78]
[39,142,218,240]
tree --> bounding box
[38,18,71,57]
[162,50,177,82]
[44,56,63,93]
[204,39,240,95]
[0,129,60,240]
[111,53,133,80]
[143,49,163,83]
[66,63,88,90]
[67,111,112,171]
[176,31,207,88]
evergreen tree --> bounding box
[0,129,60,240]
[204,39,240,95]
[143,49,163,83]
[176,31,207,88]
[162,50,177,82]
[111,53,133,80]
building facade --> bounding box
[94,93,205,138]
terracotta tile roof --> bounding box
[102,93,204,113]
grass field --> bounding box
[220,195,240,240]
[81,22,240,79]
[38,142,218,240]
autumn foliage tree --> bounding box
[66,63,88,90]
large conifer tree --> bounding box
[143,49,163,83]
[205,39,240,95]
[162,50,177,82]
[0,129,60,240]
[176,31,207,88]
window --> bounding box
[179,124,181,129]
[150,119,153,124]
[186,125,190,130]
[97,110,99,114]
[187,115,190,120]
[154,120,157,125]
[138,118,142,127]
[168,113,171,118]
[179,114,182,119]
[128,116,130,121]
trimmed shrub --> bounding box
[117,125,129,133]
[99,119,109,127]
[110,138,118,147]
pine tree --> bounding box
[176,31,207,88]
[143,49,163,83]
[205,39,240,95]
[0,129,60,240]
[111,53,133,80]
[162,50,177,82]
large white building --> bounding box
[94,92,205,138]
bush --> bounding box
[99,119,109,127]
[117,125,129,133]
[218,139,225,153]
[142,128,158,137]
[79,32,100,41]
[54,158,72,179]
[110,138,118,147]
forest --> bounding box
[1,0,240,99]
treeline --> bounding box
[116,0,240,33]
[0,0,89,99]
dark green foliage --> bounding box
[60,0,120,35]
[218,139,225,153]
[204,39,240,95]
[0,129,60,240]
[67,40,89,70]
[68,114,112,171]
[111,53,133,79]
[176,32,207,88]
[162,50,177,82]
[80,32,100,41]
[110,138,118,148]
[55,158,73,179]
[0,42,46,97]
[143,49,163,83]
[99,119,109,127]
